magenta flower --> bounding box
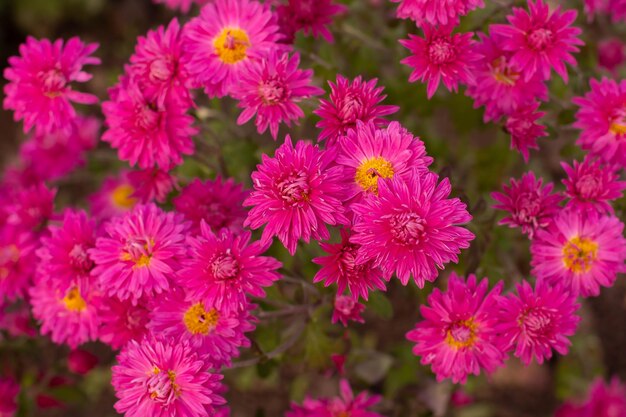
[497,280,580,365]
[127,168,177,204]
[149,289,255,367]
[0,377,19,417]
[314,75,399,143]
[573,78,626,167]
[531,208,626,297]
[128,18,192,106]
[30,281,102,349]
[178,222,281,312]
[88,171,139,221]
[153,0,211,13]
[351,171,474,287]
[406,273,505,384]
[36,209,96,291]
[182,0,281,98]
[335,120,432,201]
[3,183,56,231]
[332,295,366,327]
[233,51,323,139]
[174,177,248,234]
[598,38,626,73]
[390,0,484,27]
[314,229,386,301]
[562,156,626,214]
[466,32,548,122]
[112,337,225,417]
[3,37,100,135]
[90,204,190,303]
[275,0,347,43]
[244,136,349,255]
[102,77,196,170]
[99,296,150,350]
[556,378,626,417]
[400,25,480,99]
[0,226,37,301]
[490,0,583,82]
[491,172,562,238]
[505,102,547,162]
[286,379,383,417]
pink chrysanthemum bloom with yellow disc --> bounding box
[531,209,626,297]
[111,337,225,417]
[400,25,480,99]
[314,75,399,143]
[183,0,282,98]
[491,172,562,238]
[573,78,626,168]
[88,171,139,222]
[497,280,580,365]
[178,221,281,313]
[244,136,349,255]
[149,289,255,367]
[0,226,37,300]
[233,51,324,139]
[313,229,386,301]
[90,204,190,304]
[174,177,248,234]
[490,0,583,82]
[351,171,474,287]
[336,120,432,202]
[406,273,505,384]
[3,37,100,135]
[99,296,151,350]
[30,281,102,349]
[390,0,484,27]
[562,156,626,214]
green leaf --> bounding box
[366,291,393,320]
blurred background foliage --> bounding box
[1,0,625,416]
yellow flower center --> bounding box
[491,57,519,86]
[183,303,219,335]
[562,236,598,273]
[213,27,250,65]
[149,367,181,400]
[445,318,478,350]
[354,156,395,194]
[63,287,87,312]
[0,245,20,279]
[111,184,137,209]
[610,121,626,135]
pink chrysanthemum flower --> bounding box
[400,25,480,99]
[313,229,386,301]
[505,102,547,162]
[351,171,474,287]
[275,0,347,43]
[153,0,211,13]
[531,209,626,297]
[99,296,150,350]
[88,172,139,221]
[3,37,100,135]
[390,0,484,27]
[0,226,37,301]
[0,377,19,417]
[30,281,102,348]
[102,77,196,170]
[36,210,95,291]
[286,379,383,417]
[491,172,562,238]
[556,378,626,417]
[178,222,281,312]
[183,0,282,98]
[129,19,192,106]
[466,32,548,122]
[598,38,626,73]
[406,273,505,384]
[562,156,626,214]
[609,0,626,21]
[244,136,349,255]
[112,337,225,417]
[127,168,177,204]
[497,280,580,365]
[90,204,190,303]
[573,78,626,167]
[3,183,56,231]
[314,75,399,143]
[174,177,248,233]
[332,295,366,327]
[149,289,255,367]
[490,0,583,82]
[336,120,432,201]
[233,51,323,139]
